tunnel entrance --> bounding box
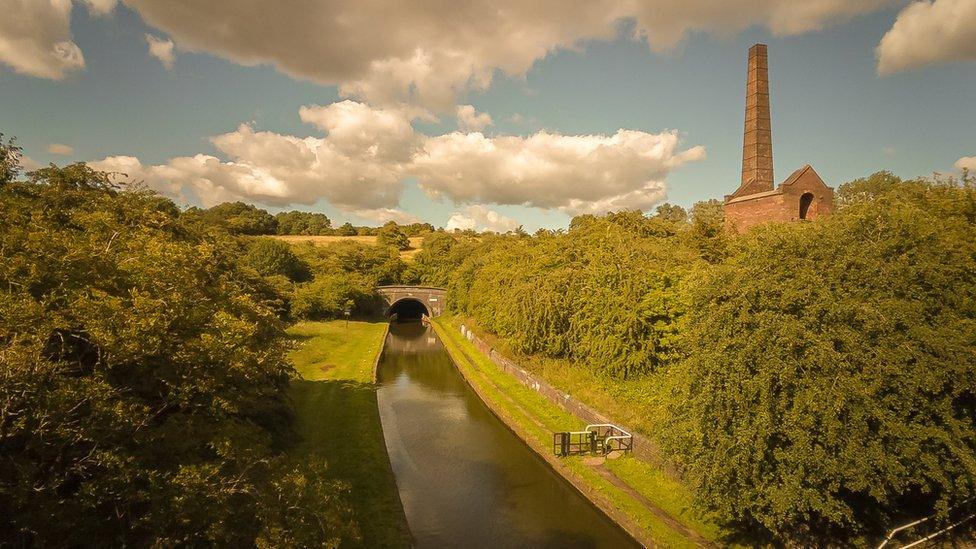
[389,298,429,322]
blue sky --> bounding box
[2,1,974,231]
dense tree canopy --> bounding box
[412,172,976,543]
[440,210,704,378]
[376,221,410,251]
[0,162,358,546]
[185,201,279,235]
[288,241,408,320]
[275,210,332,235]
[244,238,313,282]
[666,174,976,541]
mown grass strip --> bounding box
[287,320,411,548]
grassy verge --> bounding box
[268,235,424,259]
[287,320,410,548]
[433,314,728,547]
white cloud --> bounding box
[20,155,42,171]
[956,156,976,171]
[47,143,75,156]
[84,0,119,15]
[0,0,119,80]
[88,101,704,218]
[46,143,75,156]
[446,205,520,233]
[0,0,84,79]
[877,0,976,75]
[412,129,705,215]
[120,0,891,110]
[145,33,175,70]
[352,208,422,225]
[456,105,493,132]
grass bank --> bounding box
[270,234,424,259]
[432,314,730,548]
[287,320,410,548]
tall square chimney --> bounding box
[739,43,774,194]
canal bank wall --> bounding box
[455,323,672,473]
[432,320,674,548]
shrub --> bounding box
[667,175,976,542]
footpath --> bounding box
[432,316,727,548]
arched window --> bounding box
[799,193,814,220]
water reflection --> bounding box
[376,322,639,549]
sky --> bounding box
[1,0,974,232]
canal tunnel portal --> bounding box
[376,286,447,319]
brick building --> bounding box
[723,44,834,233]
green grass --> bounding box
[287,320,410,548]
[433,314,727,547]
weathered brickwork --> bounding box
[724,43,835,233]
[725,165,835,232]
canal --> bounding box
[376,321,639,548]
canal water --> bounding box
[376,322,639,549]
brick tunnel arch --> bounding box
[388,298,429,322]
[375,286,447,319]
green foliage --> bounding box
[291,273,376,319]
[688,199,728,263]
[376,221,411,250]
[654,202,688,223]
[398,222,435,236]
[407,231,465,287]
[666,174,976,542]
[245,238,312,282]
[0,133,23,184]
[287,241,406,320]
[275,210,332,235]
[336,222,357,236]
[0,166,357,545]
[430,211,703,378]
[186,201,279,235]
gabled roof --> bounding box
[725,164,832,204]
[725,187,781,205]
[780,164,815,187]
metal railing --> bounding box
[553,423,633,457]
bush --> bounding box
[0,164,357,545]
[185,201,278,235]
[667,175,976,542]
[275,211,332,235]
[376,222,410,250]
[291,273,377,319]
[336,222,357,236]
[245,238,312,282]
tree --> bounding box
[275,211,332,235]
[185,201,278,235]
[376,222,410,250]
[290,273,376,319]
[687,199,728,263]
[336,222,357,236]
[0,132,23,184]
[244,238,312,282]
[0,165,357,545]
[667,176,976,543]
[654,202,688,223]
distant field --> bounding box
[269,234,424,259]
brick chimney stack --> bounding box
[739,43,773,194]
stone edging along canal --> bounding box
[371,321,391,383]
[456,322,673,473]
[430,319,661,548]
